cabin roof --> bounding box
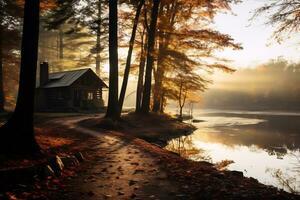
[37,68,108,88]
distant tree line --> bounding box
[202,59,300,111]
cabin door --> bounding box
[73,89,81,107]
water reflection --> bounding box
[192,114,300,155]
[165,111,300,193]
[267,168,298,194]
[165,135,211,161]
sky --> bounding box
[213,0,300,69]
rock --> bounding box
[43,165,55,177]
[74,152,85,162]
[48,156,64,176]
[61,156,80,167]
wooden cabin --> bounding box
[35,62,108,112]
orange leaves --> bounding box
[35,127,74,149]
[40,0,57,10]
[35,133,73,149]
[15,0,57,11]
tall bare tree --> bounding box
[135,24,147,113]
[106,0,119,120]
[118,0,145,116]
[141,0,160,114]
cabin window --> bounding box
[87,92,94,100]
[96,90,101,100]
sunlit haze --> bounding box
[214,0,300,69]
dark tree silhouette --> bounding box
[0,23,3,112]
[0,0,40,154]
[135,26,147,113]
[118,0,145,116]
[96,0,102,77]
[141,0,160,114]
[106,0,119,120]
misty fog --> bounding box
[201,58,300,111]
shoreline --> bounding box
[79,113,299,199]
[79,112,197,147]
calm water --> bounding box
[165,109,300,193]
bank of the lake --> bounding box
[164,110,300,194]
[81,113,300,199]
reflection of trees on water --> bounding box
[166,136,211,162]
[267,168,299,194]
[266,146,288,159]
[196,126,300,158]
[267,153,300,194]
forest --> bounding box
[0,0,300,199]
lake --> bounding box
[165,109,300,194]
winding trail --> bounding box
[47,115,184,200]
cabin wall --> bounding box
[35,88,73,111]
[71,87,104,109]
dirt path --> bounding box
[48,116,184,200]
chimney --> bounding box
[40,62,49,86]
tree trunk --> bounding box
[106,0,119,120]
[0,24,4,112]
[0,0,40,154]
[178,83,187,120]
[141,0,160,114]
[159,91,165,113]
[96,0,102,77]
[59,27,63,59]
[152,38,164,113]
[152,4,165,113]
[152,2,178,113]
[178,81,183,119]
[135,27,147,113]
[179,105,183,120]
[118,0,145,116]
